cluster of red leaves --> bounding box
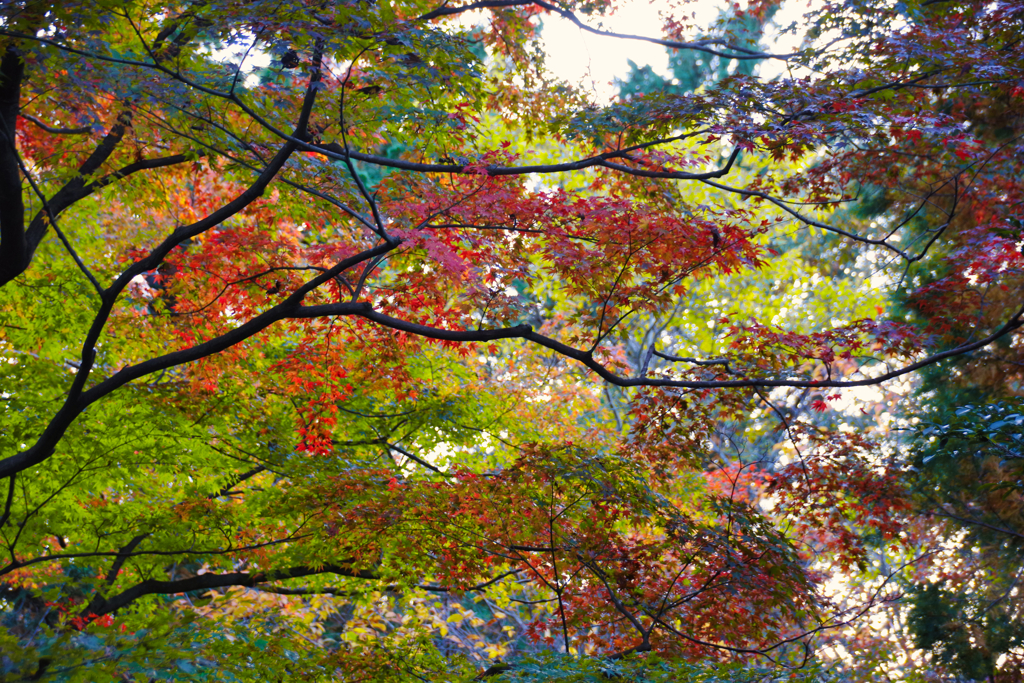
[377,161,769,347]
[767,431,914,571]
[724,318,922,376]
[910,223,1024,338]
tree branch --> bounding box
[0,243,392,480]
[0,51,331,481]
[18,113,91,135]
[0,47,26,285]
[20,109,134,261]
[86,563,380,617]
[0,473,14,528]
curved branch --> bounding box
[300,300,1024,392]
[7,278,1017,481]
[698,177,912,258]
[10,109,138,282]
[19,113,91,135]
[259,568,525,596]
[0,244,392,481]
[81,153,192,194]
[313,139,734,180]
[0,52,331,481]
[87,563,380,617]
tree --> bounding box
[1,0,1023,679]
[821,0,1024,676]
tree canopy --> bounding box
[1,0,1023,680]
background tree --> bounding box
[802,0,1024,677]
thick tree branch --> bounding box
[385,442,445,475]
[211,465,267,499]
[0,473,14,528]
[14,150,104,296]
[18,113,91,135]
[0,51,330,481]
[0,244,390,480]
[20,110,134,262]
[5,277,1009,482]
[102,534,149,585]
[300,300,1024,392]
[81,153,192,194]
[418,0,536,20]
[259,568,524,596]
[0,47,26,285]
[86,563,379,617]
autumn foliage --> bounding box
[1,0,1023,680]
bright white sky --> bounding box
[538,2,678,100]
[538,0,809,100]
